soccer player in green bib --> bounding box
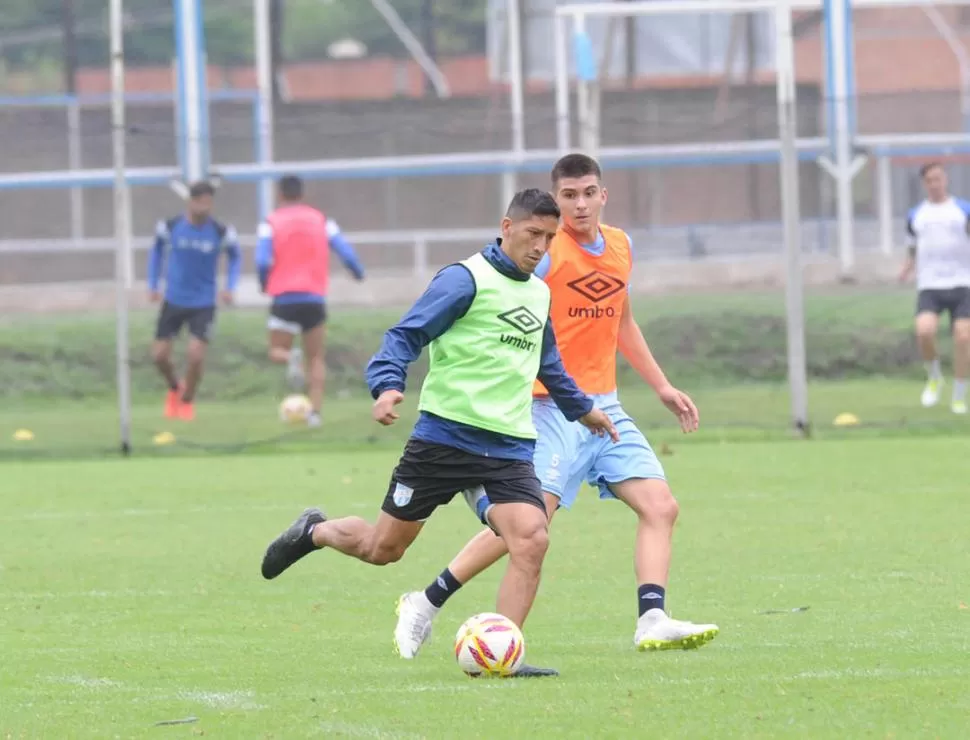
[260,189,617,677]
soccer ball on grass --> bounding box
[454,613,525,677]
[278,393,312,424]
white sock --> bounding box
[954,379,967,402]
[926,359,942,379]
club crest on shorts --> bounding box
[393,483,414,507]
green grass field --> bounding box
[2,288,969,737]
[0,286,967,457]
[2,438,969,738]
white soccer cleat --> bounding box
[286,347,306,390]
[394,591,438,659]
[921,377,943,407]
[634,609,719,651]
[307,412,322,428]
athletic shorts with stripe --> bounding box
[381,439,546,525]
[532,395,666,509]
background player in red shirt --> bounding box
[255,176,365,426]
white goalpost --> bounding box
[110,0,133,455]
[554,0,809,431]
[554,0,970,432]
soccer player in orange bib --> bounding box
[394,154,718,659]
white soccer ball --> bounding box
[454,613,525,678]
[278,394,312,424]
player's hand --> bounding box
[578,408,619,442]
[149,290,162,303]
[373,389,404,426]
[656,383,699,433]
[898,266,913,284]
[220,290,234,306]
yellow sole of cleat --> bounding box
[637,627,719,652]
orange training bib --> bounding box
[534,224,632,397]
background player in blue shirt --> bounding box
[148,181,241,420]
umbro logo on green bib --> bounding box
[497,306,543,335]
[497,305,542,352]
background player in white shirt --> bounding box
[899,162,970,414]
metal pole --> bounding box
[575,14,592,152]
[775,0,809,433]
[877,154,894,255]
[110,0,132,455]
[255,0,274,220]
[369,0,451,97]
[67,98,85,250]
[823,0,856,275]
[502,0,525,210]
[174,0,204,183]
[553,12,570,152]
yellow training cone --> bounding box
[12,429,34,441]
[833,413,860,427]
[153,431,176,446]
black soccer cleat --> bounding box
[261,507,326,580]
[507,663,559,678]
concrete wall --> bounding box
[1,83,821,235]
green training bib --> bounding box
[419,252,550,439]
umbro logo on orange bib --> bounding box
[566,271,626,303]
[565,270,626,319]
[566,270,626,303]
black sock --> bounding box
[638,583,666,617]
[424,568,462,608]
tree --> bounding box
[0,0,489,77]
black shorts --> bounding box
[381,439,544,524]
[916,287,970,321]
[155,302,216,342]
[267,301,327,334]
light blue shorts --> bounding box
[532,395,666,510]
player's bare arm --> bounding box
[900,221,917,282]
[899,250,916,282]
[617,294,699,432]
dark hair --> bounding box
[279,175,304,200]
[920,161,944,179]
[551,153,602,185]
[505,188,560,221]
[188,180,215,199]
